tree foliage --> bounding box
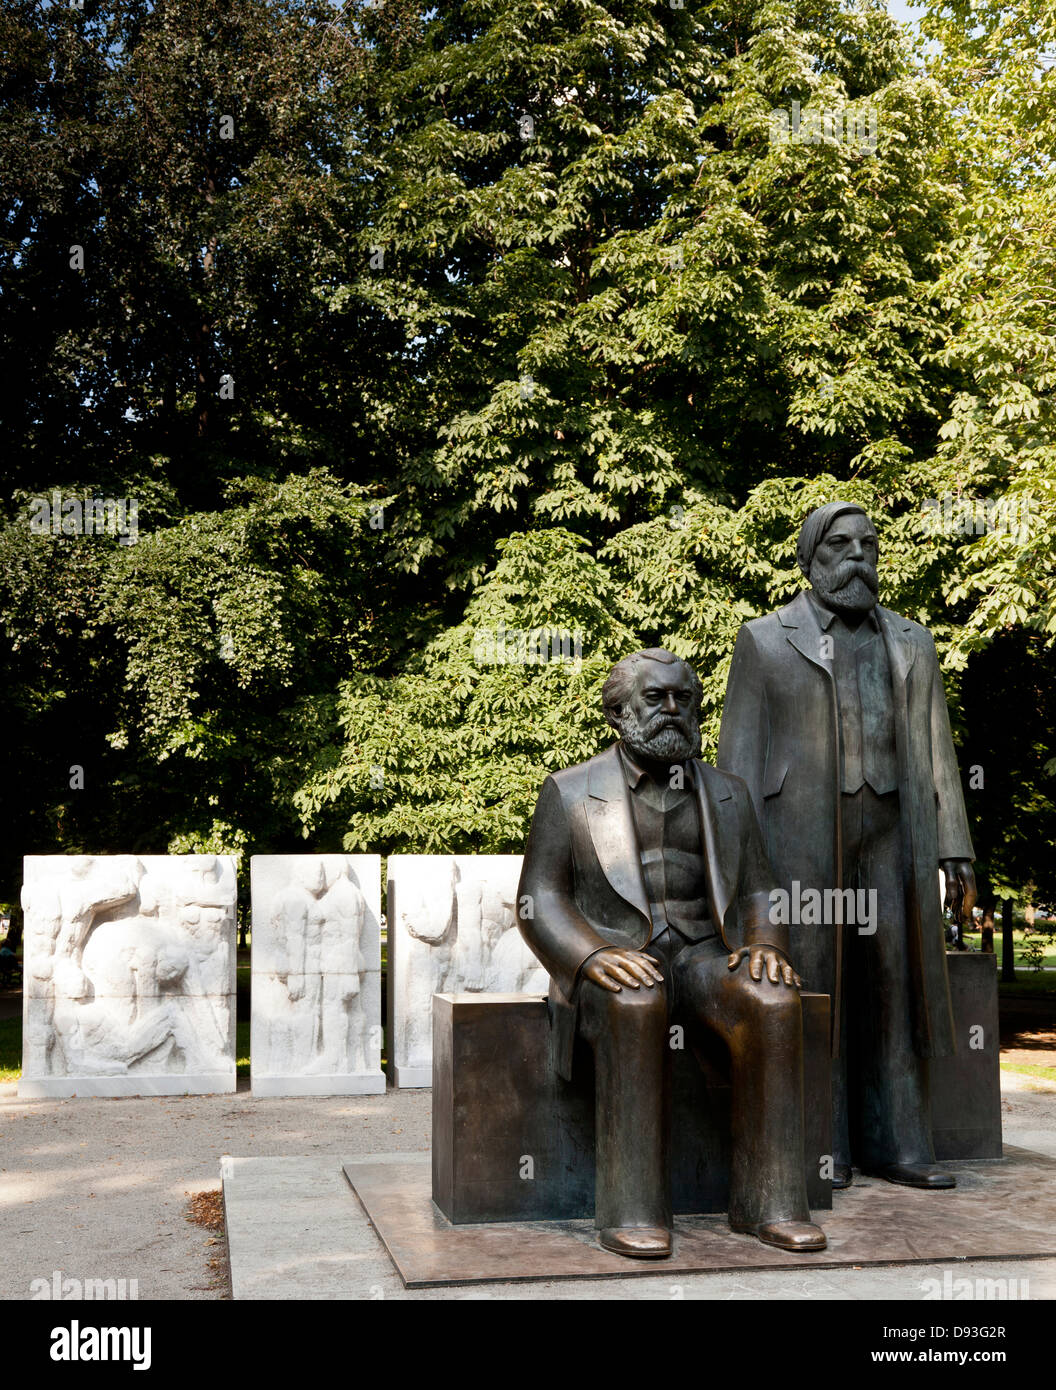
[0,0,1052,902]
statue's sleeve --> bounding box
[733,778,790,957]
[717,624,768,824]
[927,636,975,862]
[516,775,609,1000]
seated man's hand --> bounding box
[582,948,664,993]
[727,945,801,990]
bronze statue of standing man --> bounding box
[718,502,976,1190]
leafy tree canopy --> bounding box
[0,0,1052,905]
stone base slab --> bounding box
[343,1147,1054,1288]
[17,1072,236,1098]
[250,1073,386,1097]
[393,1065,433,1089]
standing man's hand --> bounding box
[582,948,664,992]
[942,859,977,926]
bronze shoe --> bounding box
[733,1219,827,1252]
[598,1226,672,1259]
[867,1163,956,1189]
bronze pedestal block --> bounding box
[930,952,1002,1160]
[431,991,833,1225]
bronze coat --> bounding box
[716,590,974,1059]
[516,743,786,1081]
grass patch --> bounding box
[979,924,1056,971]
[236,1020,249,1077]
[960,925,1056,993]
[0,1015,20,1081]
[998,974,1056,997]
[1001,1061,1056,1082]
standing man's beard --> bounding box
[617,707,701,764]
[810,558,880,614]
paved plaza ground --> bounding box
[2,1069,1054,1301]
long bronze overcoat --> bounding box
[717,590,974,1059]
[516,743,787,1080]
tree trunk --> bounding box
[194,180,218,439]
[195,323,211,439]
[1001,897,1016,982]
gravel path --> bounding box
[0,1081,431,1300]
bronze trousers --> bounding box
[576,929,811,1232]
[796,786,936,1169]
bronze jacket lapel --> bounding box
[584,745,650,927]
[877,606,917,687]
[779,589,833,673]
[691,759,735,946]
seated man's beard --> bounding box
[618,706,700,763]
[810,558,879,614]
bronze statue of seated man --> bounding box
[517,648,827,1259]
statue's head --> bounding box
[602,648,702,764]
[290,858,326,896]
[797,502,879,616]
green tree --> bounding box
[345,0,955,586]
[293,0,976,852]
[0,0,408,886]
[909,0,1056,900]
[1,0,1052,902]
